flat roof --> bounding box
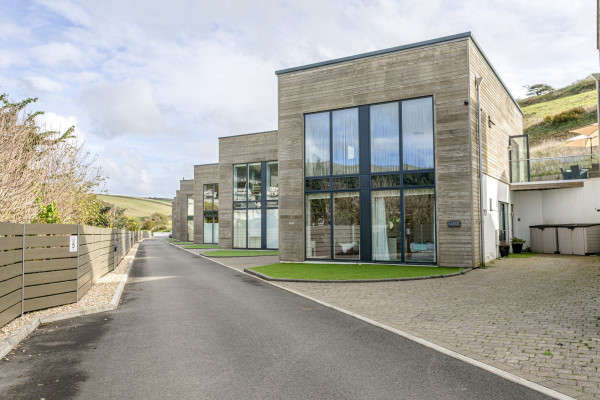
[275,32,522,115]
[218,130,277,140]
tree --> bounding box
[0,93,104,224]
[523,84,555,97]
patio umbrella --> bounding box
[568,123,597,137]
[565,129,599,163]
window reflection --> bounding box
[371,190,401,261]
[333,108,359,175]
[333,192,360,260]
[306,193,331,259]
[404,189,435,262]
[403,97,434,171]
[305,112,330,177]
[371,103,400,173]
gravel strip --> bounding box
[0,241,142,342]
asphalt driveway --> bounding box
[0,239,552,399]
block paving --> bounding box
[212,251,600,400]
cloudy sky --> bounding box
[1,0,598,198]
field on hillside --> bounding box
[98,195,172,219]
[519,77,598,152]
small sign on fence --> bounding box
[69,235,78,252]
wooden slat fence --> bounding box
[0,222,150,329]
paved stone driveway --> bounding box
[180,244,600,399]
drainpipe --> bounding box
[475,75,485,267]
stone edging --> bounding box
[244,267,472,283]
[0,242,140,360]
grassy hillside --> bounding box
[98,194,172,220]
[519,77,597,148]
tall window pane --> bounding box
[234,165,247,201]
[371,190,401,261]
[187,196,194,242]
[306,193,331,259]
[333,192,360,260]
[266,209,279,249]
[266,162,279,200]
[402,97,434,170]
[333,108,359,175]
[370,102,400,173]
[305,112,330,177]
[233,210,246,248]
[248,163,262,201]
[203,184,212,211]
[248,210,262,248]
[404,189,435,262]
[213,184,219,210]
[213,215,219,244]
[204,215,213,244]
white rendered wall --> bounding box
[482,174,512,263]
[512,179,600,246]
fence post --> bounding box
[76,224,80,301]
[21,224,25,317]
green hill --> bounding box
[98,194,172,222]
[519,77,597,151]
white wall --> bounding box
[512,178,600,246]
[482,174,512,263]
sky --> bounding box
[1,0,598,198]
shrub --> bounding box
[543,107,586,124]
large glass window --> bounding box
[306,193,331,259]
[332,108,359,175]
[266,161,279,200]
[234,165,247,201]
[187,196,194,242]
[371,103,400,173]
[266,209,279,249]
[402,97,434,170]
[233,210,246,248]
[248,163,262,201]
[333,192,360,260]
[203,184,219,244]
[371,190,401,261]
[232,162,278,249]
[404,189,435,262]
[304,96,435,264]
[305,112,330,177]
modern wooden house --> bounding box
[171,32,559,268]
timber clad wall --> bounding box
[193,164,219,244]
[218,131,278,249]
[0,222,150,329]
[177,180,194,241]
[468,40,523,265]
[277,38,473,266]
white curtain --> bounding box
[370,102,400,172]
[305,112,330,176]
[332,108,359,175]
[402,97,434,170]
[372,195,390,260]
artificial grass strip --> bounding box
[508,252,536,258]
[205,250,279,257]
[184,244,218,249]
[251,263,463,280]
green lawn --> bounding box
[168,240,194,245]
[250,263,464,280]
[184,244,218,249]
[508,252,535,258]
[205,250,279,257]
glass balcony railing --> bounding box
[510,154,600,183]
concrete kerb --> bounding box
[0,241,141,360]
[244,267,472,283]
[167,240,575,400]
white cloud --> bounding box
[80,79,166,138]
[2,0,598,197]
[23,75,65,92]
